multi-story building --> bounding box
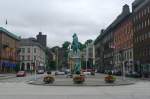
[113,5,134,74]
[132,0,150,75]
[51,46,65,70]
[81,42,95,69]
[95,27,114,73]
[95,5,133,74]
[94,30,105,72]
[19,38,46,71]
[36,32,47,47]
[0,27,20,73]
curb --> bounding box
[0,76,16,80]
[28,80,135,87]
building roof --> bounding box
[94,4,131,45]
[0,27,20,40]
[132,0,149,12]
[20,38,46,51]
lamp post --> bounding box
[56,48,58,71]
[86,44,89,72]
[119,50,125,80]
[34,59,37,80]
[92,42,95,70]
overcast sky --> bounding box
[0,0,134,47]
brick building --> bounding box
[132,0,150,75]
[113,5,134,74]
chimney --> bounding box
[39,32,42,35]
[101,29,105,34]
[122,4,130,14]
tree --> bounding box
[85,39,93,46]
[48,61,56,70]
[79,42,86,51]
[61,41,71,68]
[62,41,71,50]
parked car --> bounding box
[55,71,65,75]
[64,69,70,74]
[83,72,91,75]
[114,71,122,76]
[16,71,26,77]
[66,73,73,78]
[82,69,95,72]
[37,69,44,74]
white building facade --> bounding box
[19,38,46,71]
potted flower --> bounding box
[43,72,55,84]
[104,75,116,83]
[73,75,85,84]
[105,75,116,83]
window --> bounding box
[28,48,30,53]
[22,56,25,60]
[139,12,141,19]
[148,32,150,38]
[34,56,36,60]
[149,47,150,56]
[145,20,147,28]
[142,22,144,29]
[145,33,148,39]
[142,35,145,41]
[22,48,25,53]
[144,9,147,15]
[34,48,36,53]
[136,37,138,43]
[27,55,30,60]
[130,51,132,59]
[142,10,144,17]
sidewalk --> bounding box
[99,73,150,81]
[0,73,16,80]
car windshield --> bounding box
[18,71,24,73]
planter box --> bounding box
[43,75,55,84]
[73,75,85,84]
[104,75,116,83]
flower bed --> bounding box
[105,75,116,83]
[73,75,85,84]
[43,75,55,84]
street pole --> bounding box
[56,48,58,71]
[120,50,125,80]
[122,61,125,80]
[86,44,88,72]
[34,60,37,80]
[93,42,95,70]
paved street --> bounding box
[0,73,150,99]
[0,73,44,83]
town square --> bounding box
[0,0,150,99]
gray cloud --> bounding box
[0,0,134,47]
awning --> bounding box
[1,61,16,68]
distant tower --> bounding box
[36,32,47,47]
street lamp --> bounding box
[34,59,37,80]
[86,44,89,72]
[119,50,125,80]
[92,42,95,70]
[56,48,58,71]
